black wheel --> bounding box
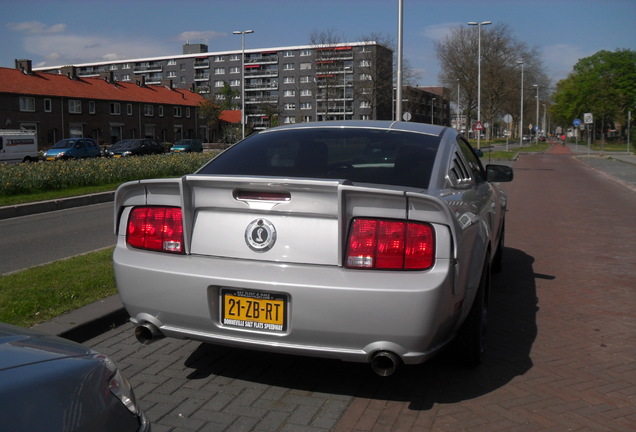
[455,257,490,366]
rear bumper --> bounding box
[114,243,460,365]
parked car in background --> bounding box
[0,322,150,432]
[44,138,101,160]
[113,121,513,376]
[170,138,203,153]
[107,139,164,157]
[0,129,39,163]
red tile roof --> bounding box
[0,67,206,107]
[219,110,242,123]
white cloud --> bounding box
[543,43,593,81]
[177,30,226,43]
[422,22,461,42]
[7,21,66,34]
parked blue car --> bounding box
[44,138,101,160]
[170,138,203,153]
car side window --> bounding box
[457,139,485,183]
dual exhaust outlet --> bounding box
[134,323,400,376]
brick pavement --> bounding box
[85,145,636,431]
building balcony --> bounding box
[194,60,210,69]
[245,54,279,65]
[134,64,163,73]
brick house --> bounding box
[0,60,219,150]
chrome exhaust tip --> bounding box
[371,351,400,377]
[134,323,164,345]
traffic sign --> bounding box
[584,113,593,124]
[573,118,582,127]
[474,121,484,130]
[503,114,512,123]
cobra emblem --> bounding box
[245,219,276,252]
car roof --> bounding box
[260,120,450,138]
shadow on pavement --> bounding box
[182,247,539,411]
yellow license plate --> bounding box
[221,289,287,332]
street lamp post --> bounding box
[517,60,524,147]
[468,20,492,149]
[533,84,539,143]
[232,29,254,140]
[431,97,436,124]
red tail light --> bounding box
[345,218,435,270]
[127,207,184,253]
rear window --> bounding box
[198,128,440,189]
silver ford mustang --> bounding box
[113,121,512,376]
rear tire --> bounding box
[455,257,490,366]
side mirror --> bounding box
[486,164,514,182]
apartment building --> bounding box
[36,41,395,129]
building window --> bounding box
[144,105,154,116]
[19,97,35,112]
[301,102,312,110]
[359,60,371,67]
[127,104,133,115]
[284,76,295,84]
[214,80,224,88]
[44,99,52,113]
[300,89,312,97]
[284,103,296,110]
[214,67,225,75]
[283,63,295,71]
[360,101,371,108]
[122,63,131,69]
[283,116,296,124]
[215,56,225,62]
[110,102,120,115]
[230,79,240,86]
[300,76,311,83]
[88,101,96,114]
[230,54,240,61]
[230,66,240,74]
[284,51,294,57]
[360,74,373,81]
[168,59,177,66]
[110,64,118,71]
[284,90,296,97]
[159,106,164,117]
[174,107,182,118]
[68,99,81,114]
[168,71,177,78]
[300,62,311,70]
[121,74,131,81]
[300,50,311,56]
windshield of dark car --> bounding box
[198,128,440,189]
[112,140,137,149]
[52,139,78,149]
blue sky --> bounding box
[1,0,634,86]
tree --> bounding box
[552,49,636,141]
[436,24,549,139]
[198,82,240,142]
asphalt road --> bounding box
[80,149,636,432]
[0,201,115,275]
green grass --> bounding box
[0,184,121,207]
[0,248,116,327]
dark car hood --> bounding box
[0,323,93,371]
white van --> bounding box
[0,130,39,163]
